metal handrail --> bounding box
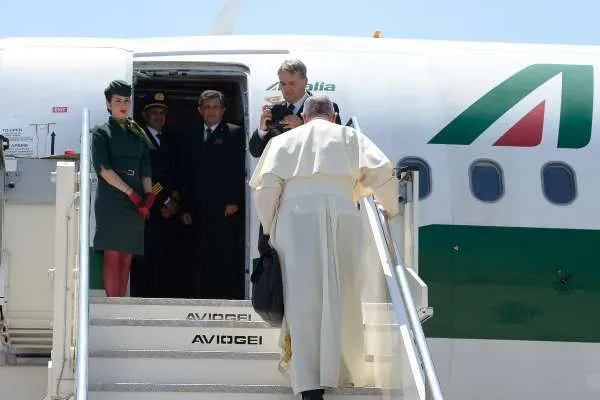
[362,195,443,399]
[384,199,444,399]
[76,108,91,400]
[346,115,443,399]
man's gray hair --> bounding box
[303,95,335,120]
[277,59,307,79]
[198,89,225,107]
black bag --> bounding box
[250,246,284,327]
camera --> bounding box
[267,104,294,134]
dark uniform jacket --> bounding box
[91,117,151,255]
[249,92,342,158]
[142,126,181,216]
[180,121,245,217]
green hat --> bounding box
[104,80,132,100]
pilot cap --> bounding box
[104,80,132,100]
[143,92,169,111]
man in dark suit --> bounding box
[179,90,245,299]
[249,59,342,158]
[130,91,183,298]
[248,59,342,254]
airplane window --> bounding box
[470,160,504,202]
[542,162,576,205]
[397,157,431,199]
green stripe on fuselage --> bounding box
[420,224,600,342]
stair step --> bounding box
[90,297,397,324]
[90,297,253,306]
[89,318,400,354]
[88,349,389,362]
[5,338,52,345]
[90,349,282,359]
[88,350,393,386]
[88,383,399,399]
[89,318,280,352]
[89,350,288,386]
[4,328,53,336]
[91,298,257,321]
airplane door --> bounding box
[0,39,134,158]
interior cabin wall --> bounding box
[132,76,246,135]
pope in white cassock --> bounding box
[248,95,399,400]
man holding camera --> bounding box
[249,59,342,255]
[249,59,341,158]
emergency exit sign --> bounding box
[52,107,69,113]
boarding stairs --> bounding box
[87,297,414,399]
[0,111,444,399]
[83,186,440,399]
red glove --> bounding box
[144,193,156,210]
[137,205,150,220]
[127,191,143,207]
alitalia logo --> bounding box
[266,81,336,92]
[428,64,593,148]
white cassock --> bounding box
[248,118,399,395]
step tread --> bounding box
[90,318,400,329]
[89,350,280,360]
[90,297,394,309]
[88,350,389,363]
[90,297,253,306]
[90,318,273,328]
[88,383,396,395]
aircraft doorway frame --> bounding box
[239,70,253,300]
[132,61,253,299]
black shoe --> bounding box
[301,389,324,400]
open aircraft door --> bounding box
[0,39,134,359]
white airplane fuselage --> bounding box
[1,34,599,399]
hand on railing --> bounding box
[373,198,392,219]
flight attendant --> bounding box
[91,80,154,297]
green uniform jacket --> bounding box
[91,116,151,255]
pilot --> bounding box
[130,91,183,298]
[248,59,342,255]
[91,80,153,297]
[179,89,246,299]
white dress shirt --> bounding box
[204,122,220,141]
[147,126,161,148]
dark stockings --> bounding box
[103,250,133,297]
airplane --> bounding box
[1,1,599,399]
